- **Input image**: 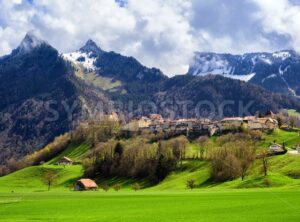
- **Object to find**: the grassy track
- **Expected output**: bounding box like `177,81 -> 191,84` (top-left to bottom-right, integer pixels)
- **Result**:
1,189 -> 300,222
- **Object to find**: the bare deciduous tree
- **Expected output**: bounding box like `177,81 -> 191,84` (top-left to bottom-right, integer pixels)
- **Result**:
197,136 -> 209,160
43,171 -> 57,191
261,150 -> 269,177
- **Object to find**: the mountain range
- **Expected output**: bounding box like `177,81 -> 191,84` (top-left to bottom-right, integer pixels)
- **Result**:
188,51 -> 300,96
1,32 -> 300,163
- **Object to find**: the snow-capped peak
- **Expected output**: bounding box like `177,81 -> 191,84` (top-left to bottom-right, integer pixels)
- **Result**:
18,32 -> 46,53
80,39 -> 103,54
63,39 -> 104,71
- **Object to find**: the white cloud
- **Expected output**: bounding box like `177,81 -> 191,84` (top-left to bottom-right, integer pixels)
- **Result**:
252,0 -> 300,51
0,0 -> 299,75
0,0 -> 196,75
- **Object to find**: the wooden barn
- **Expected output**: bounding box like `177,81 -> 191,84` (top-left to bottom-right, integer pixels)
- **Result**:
74,179 -> 98,191
57,156 -> 73,165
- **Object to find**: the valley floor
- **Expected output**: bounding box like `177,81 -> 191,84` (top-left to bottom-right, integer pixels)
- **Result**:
1,189 -> 300,222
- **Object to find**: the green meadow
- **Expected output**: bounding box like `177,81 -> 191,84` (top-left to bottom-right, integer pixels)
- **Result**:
1,128 -> 300,221
1,189 -> 300,222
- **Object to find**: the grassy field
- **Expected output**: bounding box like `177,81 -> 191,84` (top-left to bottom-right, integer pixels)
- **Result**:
1,189 -> 300,222
1,154 -> 300,222
1,129 -> 300,221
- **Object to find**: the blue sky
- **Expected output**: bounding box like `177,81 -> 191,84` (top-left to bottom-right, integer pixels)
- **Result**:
0,0 -> 299,75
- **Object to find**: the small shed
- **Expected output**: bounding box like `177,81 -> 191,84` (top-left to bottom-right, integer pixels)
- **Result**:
269,143 -> 283,153
74,179 -> 98,191
57,156 -> 73,165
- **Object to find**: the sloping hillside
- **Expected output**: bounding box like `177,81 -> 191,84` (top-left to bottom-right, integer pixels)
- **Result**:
1,128 -> 300,192
0,165 -> 83,192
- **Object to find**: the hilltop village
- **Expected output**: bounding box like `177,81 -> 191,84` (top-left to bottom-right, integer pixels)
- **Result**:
122,112 -> 278,138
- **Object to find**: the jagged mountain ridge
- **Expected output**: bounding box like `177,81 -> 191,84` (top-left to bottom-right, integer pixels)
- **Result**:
188,50 -> 300,96
63,40 -> 166,83
62,39 -> 300,118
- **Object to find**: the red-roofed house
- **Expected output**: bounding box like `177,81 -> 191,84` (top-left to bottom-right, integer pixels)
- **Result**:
74,179 -> 98,191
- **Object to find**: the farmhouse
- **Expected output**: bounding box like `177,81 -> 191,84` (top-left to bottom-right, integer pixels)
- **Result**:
74,179 -> 98,191
248,118 -> 278,131
269,143 -> 283,153
57,156 -> 73,165
269,143 -> 287,155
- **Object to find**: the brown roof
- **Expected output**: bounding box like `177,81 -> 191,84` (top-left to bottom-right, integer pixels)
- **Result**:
222,117 -> 243,121
256,118 -> 277,124
149,114 -> 163,120
243,116 -> 256,121
60,156 -> 73,162
78,179 -> 98,188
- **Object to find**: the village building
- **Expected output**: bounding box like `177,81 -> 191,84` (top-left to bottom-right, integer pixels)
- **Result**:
57,156 -> 73,165
220,117 -> 243,131
108,112 -> 119,121
122,116 -> 152,132
149,114 -> 164,123
138,117 -> 152,128
248,118 -> 278,131
74,179 -> 98,191
248,120 -> 264,130
243,116 -> 257,123
264,110 -> 275,118
122,113 -> 279,138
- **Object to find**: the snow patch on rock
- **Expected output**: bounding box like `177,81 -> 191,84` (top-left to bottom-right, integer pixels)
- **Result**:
63,51 -> 97,71
273,51 -> 291,60
262,74 -> 277,83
